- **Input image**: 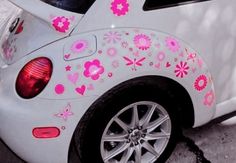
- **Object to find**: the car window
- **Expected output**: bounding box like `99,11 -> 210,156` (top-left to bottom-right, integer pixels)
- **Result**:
143,0 -> 210,11
41,0 -> 96,14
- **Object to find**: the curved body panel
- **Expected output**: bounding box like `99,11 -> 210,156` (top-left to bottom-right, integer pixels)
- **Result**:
1,0 -> 236,162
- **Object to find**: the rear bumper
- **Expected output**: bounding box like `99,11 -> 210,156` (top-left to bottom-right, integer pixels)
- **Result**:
0,91 -> 97,163
0,55 -> 98,163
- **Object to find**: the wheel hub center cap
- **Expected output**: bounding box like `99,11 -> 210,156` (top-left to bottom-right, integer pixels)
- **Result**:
130,129 -> 141,142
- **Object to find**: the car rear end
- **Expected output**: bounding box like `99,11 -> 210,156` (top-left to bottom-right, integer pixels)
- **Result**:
0,0 -> 84,162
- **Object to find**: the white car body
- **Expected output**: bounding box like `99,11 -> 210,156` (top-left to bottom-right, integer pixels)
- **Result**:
0,0 -> 235,162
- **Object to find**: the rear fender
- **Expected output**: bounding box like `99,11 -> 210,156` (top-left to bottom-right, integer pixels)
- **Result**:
16,28 -> 215,127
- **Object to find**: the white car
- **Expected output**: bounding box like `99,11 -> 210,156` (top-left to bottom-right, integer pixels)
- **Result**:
0,0 -> 235,162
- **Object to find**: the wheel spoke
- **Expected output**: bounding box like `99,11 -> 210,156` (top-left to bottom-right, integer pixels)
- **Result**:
102,133 -> 128,142
134,145 -> 142,163
115,118 -> 130,131
147,115 -> 169,132
142,142 -> 160,157
120,147 -> 134,162
141,104 -> 157,127
144,132 -> 170,141
131,105 -> 139,127
104,143 -> 130,162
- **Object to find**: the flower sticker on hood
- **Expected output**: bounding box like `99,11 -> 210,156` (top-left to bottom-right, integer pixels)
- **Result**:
111,0 -> 129,16
84,59 -> 105,80
52,16 -> 70,33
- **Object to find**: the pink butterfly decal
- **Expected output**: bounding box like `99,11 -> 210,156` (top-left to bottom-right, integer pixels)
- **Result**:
55,103 -> 74,121
123,56 -> 146,71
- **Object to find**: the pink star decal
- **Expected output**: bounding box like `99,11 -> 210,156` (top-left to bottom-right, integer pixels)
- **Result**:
65,65 -> 71,71
55,103 -> 74,121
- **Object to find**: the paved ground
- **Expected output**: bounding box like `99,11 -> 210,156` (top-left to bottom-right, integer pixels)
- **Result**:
1,0 -> 236,163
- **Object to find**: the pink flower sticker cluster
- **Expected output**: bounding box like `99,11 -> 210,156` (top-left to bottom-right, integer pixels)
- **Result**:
166,37 -> 180,52
84,59 -> 104,80
71,40 -> 88,53
104,31 -> 122,43
52,16 -> 70,33
194,75 -> 208,91
134,34 -> 151,50
175,61 -> 189,78
111,0 -> 129,16
204,90 -> 215,107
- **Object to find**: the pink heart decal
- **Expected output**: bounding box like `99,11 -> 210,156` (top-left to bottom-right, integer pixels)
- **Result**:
15,21 -> 24,34
179,52 -> 184,57
67,73 -> 79,85
166,62 -> 171,68
192,67 -> 197,73
87,84 -> 94,90
197,59 -> 203,68
70,16 -> 75,21
155,63 -> 161,69
75,85 -> 86,95
49,14 -> 55,20
64,54 -> 71,60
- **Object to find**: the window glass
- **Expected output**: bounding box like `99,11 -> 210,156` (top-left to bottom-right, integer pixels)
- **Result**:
143,0 -> 209,11
41,0 -> 96,14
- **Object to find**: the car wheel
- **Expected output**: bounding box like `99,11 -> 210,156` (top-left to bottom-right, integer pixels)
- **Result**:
71,79 -> 180,163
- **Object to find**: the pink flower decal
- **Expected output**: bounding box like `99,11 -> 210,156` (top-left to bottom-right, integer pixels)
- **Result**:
107,47 -> 117,57
2,40 -> 16,61
157,52 -> 166,62
112,60 -> 120,68
104,31 -> 122,43
174,61 -> 189,78
121,41 -> 128,48
111,0 -> 129,16
71,40 -> 88,53
52,16 -> 70,33
166,37 -> 180,52
194,75 -> 208,91
55,103 -> 74,121
134,34 -> 151,50
204,90 -> 215,107
84,59 -> 104,80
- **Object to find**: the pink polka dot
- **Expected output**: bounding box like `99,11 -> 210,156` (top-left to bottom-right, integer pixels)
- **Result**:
108,72 -> 113,77
55,84 -> 65,94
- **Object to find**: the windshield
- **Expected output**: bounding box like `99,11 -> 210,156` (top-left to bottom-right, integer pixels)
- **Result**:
41,0 -> 96,14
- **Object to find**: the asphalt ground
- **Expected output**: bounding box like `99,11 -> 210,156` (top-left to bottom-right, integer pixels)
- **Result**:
1,0 -> 236,163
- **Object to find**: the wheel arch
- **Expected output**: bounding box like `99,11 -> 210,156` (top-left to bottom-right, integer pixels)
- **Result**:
68,75 -> 194,162
81,75 -> 195,130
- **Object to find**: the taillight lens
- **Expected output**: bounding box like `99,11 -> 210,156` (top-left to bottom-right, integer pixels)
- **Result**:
16,57 -> 53,99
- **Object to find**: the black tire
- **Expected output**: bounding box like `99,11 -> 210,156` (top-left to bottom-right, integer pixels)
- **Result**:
69,78 -> 180,163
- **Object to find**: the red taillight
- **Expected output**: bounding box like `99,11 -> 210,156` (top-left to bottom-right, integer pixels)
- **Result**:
16,57 -> 53,99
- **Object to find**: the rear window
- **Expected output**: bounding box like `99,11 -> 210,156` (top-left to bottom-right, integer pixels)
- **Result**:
143,0 -> 210,11
41,0 -> 96,14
